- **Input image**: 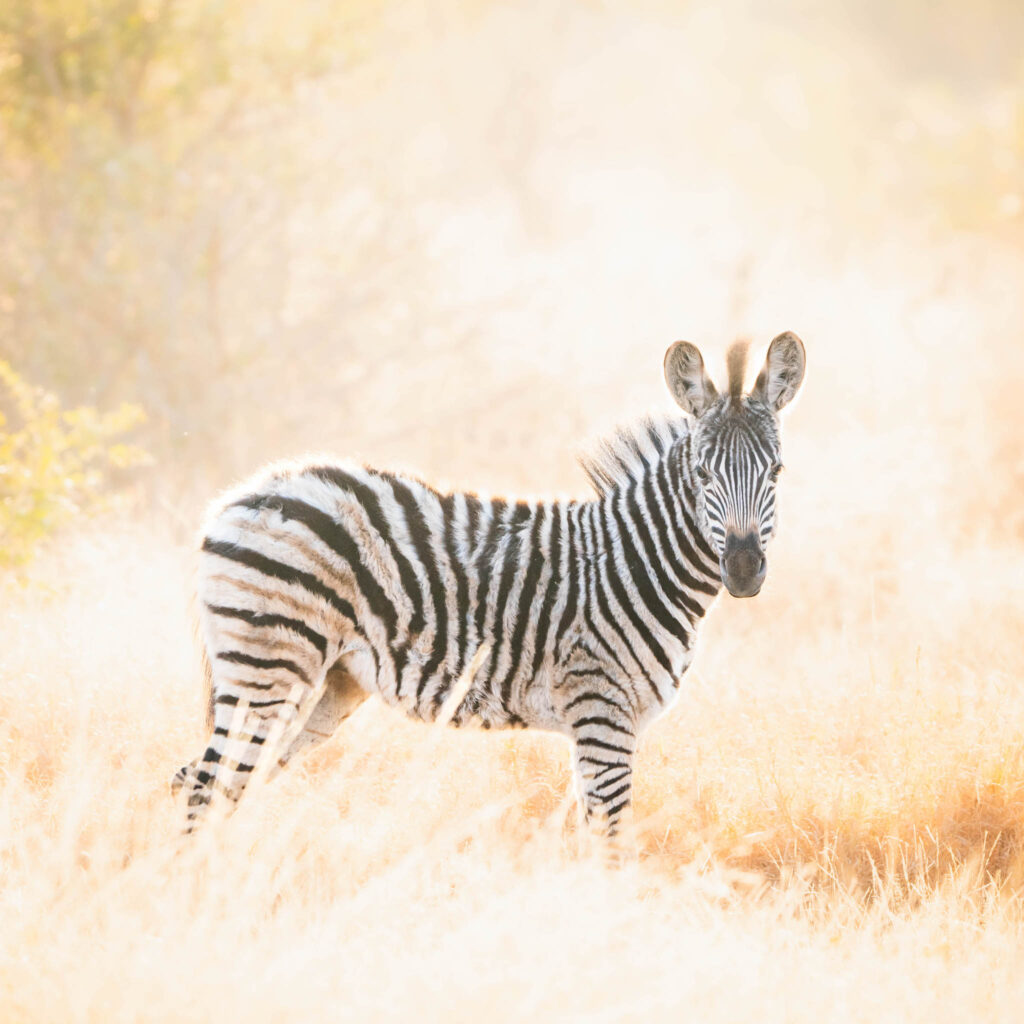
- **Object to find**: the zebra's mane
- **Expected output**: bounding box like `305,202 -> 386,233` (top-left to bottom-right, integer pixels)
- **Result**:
579,414 -> 687,496
726,340 -> 750,399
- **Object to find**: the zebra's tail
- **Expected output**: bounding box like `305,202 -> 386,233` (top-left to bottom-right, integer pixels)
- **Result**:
198,638 -> 214,730
189,589 -> 215,730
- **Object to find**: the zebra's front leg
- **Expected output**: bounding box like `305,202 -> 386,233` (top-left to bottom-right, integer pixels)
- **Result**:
569,703 -> 637,863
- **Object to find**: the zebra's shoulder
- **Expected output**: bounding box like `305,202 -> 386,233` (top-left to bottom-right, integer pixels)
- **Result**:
579,414 -> 688,496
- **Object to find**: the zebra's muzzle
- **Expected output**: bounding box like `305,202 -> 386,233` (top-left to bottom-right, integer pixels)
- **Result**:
721,532 -> 766,598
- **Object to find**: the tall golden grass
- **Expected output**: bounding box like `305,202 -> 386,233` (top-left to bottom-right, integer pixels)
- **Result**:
3,1 -> 1024,1019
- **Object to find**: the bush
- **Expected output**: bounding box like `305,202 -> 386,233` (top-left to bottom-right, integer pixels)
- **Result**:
0,360 -> 148,569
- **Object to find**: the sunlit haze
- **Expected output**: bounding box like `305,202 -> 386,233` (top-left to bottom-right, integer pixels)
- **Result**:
1,1 -> 1023,1020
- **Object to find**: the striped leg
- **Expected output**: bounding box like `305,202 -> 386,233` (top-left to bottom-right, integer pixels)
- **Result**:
180,585 -> 348,831
180,607 -> 336,832
182,678 -> 320,833
566,689 -> 637,862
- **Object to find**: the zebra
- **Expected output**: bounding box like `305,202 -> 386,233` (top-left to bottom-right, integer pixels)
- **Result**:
174,332 -> 805,854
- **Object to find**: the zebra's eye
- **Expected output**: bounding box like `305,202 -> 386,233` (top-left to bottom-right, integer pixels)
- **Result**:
769,462 -> 783,481
694,464 -> 712,487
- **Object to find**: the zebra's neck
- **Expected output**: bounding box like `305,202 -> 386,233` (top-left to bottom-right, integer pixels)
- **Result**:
549,423 -> 723,701
579,433 -> 721,614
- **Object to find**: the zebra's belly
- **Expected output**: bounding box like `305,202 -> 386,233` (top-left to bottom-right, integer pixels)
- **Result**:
348,636 -> 561,733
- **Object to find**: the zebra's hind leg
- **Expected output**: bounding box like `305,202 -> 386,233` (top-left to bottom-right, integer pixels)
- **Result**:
274,657 -> 369,772
180,679 -> 324,834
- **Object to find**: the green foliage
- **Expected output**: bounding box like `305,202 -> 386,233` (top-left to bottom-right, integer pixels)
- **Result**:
0,0 -> 231,157
0,361 -> 148,569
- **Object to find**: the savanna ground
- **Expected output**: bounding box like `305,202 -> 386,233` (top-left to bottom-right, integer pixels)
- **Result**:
2,1 -> 1024,1020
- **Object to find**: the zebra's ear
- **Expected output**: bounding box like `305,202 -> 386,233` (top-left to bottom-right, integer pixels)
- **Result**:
664,342 -> 719,417
752,332 -> 806,412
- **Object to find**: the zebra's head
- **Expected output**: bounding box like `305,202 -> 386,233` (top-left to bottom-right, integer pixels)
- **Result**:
663,332 -> 806,598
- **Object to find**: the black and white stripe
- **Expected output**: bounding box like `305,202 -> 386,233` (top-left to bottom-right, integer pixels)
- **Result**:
175,335 -> 805,852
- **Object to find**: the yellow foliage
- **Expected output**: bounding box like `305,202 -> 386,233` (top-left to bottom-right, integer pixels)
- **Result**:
0,361 -> 148,569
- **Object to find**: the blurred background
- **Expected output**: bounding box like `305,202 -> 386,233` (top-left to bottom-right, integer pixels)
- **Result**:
2,0 -> 1022,539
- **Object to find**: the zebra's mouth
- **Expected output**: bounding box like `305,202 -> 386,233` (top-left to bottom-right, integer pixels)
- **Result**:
722,571 -> 765,598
